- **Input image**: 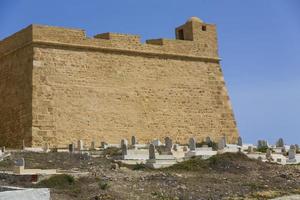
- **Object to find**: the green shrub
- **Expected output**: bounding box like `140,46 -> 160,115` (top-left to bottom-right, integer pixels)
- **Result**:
98,179 -> 110,190
132,163 -> 146,170
256,146 -> 268,153
37,174 -> 75,189
165,157 -> 208,171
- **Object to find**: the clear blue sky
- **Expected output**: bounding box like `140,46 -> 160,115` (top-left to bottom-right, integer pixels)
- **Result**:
1,0 -> 299,145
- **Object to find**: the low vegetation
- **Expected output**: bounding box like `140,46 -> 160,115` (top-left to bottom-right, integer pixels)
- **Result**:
37,174 -> 75,189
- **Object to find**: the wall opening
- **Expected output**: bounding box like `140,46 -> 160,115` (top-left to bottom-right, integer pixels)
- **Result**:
202,25 -> 207,31
177,29 -> 184,40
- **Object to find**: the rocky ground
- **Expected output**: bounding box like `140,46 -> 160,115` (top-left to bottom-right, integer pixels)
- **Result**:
0,150 -> 299,200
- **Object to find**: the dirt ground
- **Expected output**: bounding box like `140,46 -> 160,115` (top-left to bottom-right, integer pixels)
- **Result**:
0,151 -> 299,200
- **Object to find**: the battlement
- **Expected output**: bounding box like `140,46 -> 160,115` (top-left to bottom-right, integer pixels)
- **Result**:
0,17 -> 219,61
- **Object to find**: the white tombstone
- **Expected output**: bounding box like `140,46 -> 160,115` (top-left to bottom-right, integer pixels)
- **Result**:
91,141 -> 96,150
288,148 -> 296,160
77,140 -> 84,151
218,136 -> 226,150
266,149 -> 272,160
188,138 -> 196,151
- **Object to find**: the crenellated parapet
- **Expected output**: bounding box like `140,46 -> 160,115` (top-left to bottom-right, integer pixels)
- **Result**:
0,17 -> 219,61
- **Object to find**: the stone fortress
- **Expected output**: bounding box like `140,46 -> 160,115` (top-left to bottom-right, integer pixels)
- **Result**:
0,17 -> 239,148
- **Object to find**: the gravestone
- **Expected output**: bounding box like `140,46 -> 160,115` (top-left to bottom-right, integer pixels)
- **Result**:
121,143 -> 128,156
266,149 -> 272,160
290,145 -> 296,150
276,138 -> 284,148
218,136 -> 226,150
15,158 -> 25,167
69,143 -> 75,153
188,138 -> 196,151
173,144 -> 179,151
131,136 -> 136,146
288,148 -> 296,160
247,146 -> 253,153
205,137 -> 211,144
295,144 -> 299,152
121,139 -> 128,147
183,146 -> 188,152
237,137 -> 243,146
91,141 -> 96,150
149,144 -> 156,159
78,140 -> 84,151
282,146 -> 287,154
257,140 -> 268,149
43,143 -> 49,152
165,137 -> 173,151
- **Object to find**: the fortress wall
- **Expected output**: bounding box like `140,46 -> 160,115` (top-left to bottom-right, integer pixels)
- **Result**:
0,45 -> 33,148
32,45 -> 238,147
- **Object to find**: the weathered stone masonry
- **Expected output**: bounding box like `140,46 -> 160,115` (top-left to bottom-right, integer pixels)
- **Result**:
0,17 -> 239,148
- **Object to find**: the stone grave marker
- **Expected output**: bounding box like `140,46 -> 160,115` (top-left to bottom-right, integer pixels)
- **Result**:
149,144 -> 156,159
188,138 -> 196,151
131,136 -> 136,146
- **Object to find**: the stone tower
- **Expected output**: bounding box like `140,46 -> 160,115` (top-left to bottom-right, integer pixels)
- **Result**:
0,17 -> 239,148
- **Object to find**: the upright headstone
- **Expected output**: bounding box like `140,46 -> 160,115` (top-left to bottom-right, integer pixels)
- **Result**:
266,149 -> 272,160
121,139 -> 128,147
205,137 -> 211,144
282,146 -> 287,154
149,144 -> 156,159
69,143 -> 75,153
289,148 -> 296,160
288,148 -> 296,160
91,141 -> 96,150
295,144 -> 299,152
22,140 -> 25,150
165,137 -> 173,151
188,138 -> 196,151
237,137 -> 243,146
173,144 -> 179,151
131,136 -> 136,146
218,136 -> 226,150
78,140 -> 84,151
276,138 -> 284,148
247,146 -> 253,154
257,140 -> 268,149
290,145 -> 296,150
121,143 -> 128,156
43,143 -> 49,152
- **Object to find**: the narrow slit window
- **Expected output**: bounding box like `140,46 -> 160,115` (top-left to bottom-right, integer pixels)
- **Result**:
202,25 -> 207,31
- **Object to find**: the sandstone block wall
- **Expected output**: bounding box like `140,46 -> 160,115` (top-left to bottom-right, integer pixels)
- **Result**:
0,18 -> 239,148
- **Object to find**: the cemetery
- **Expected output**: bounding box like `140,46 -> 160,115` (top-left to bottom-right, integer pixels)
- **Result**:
0,136 -> 299,199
